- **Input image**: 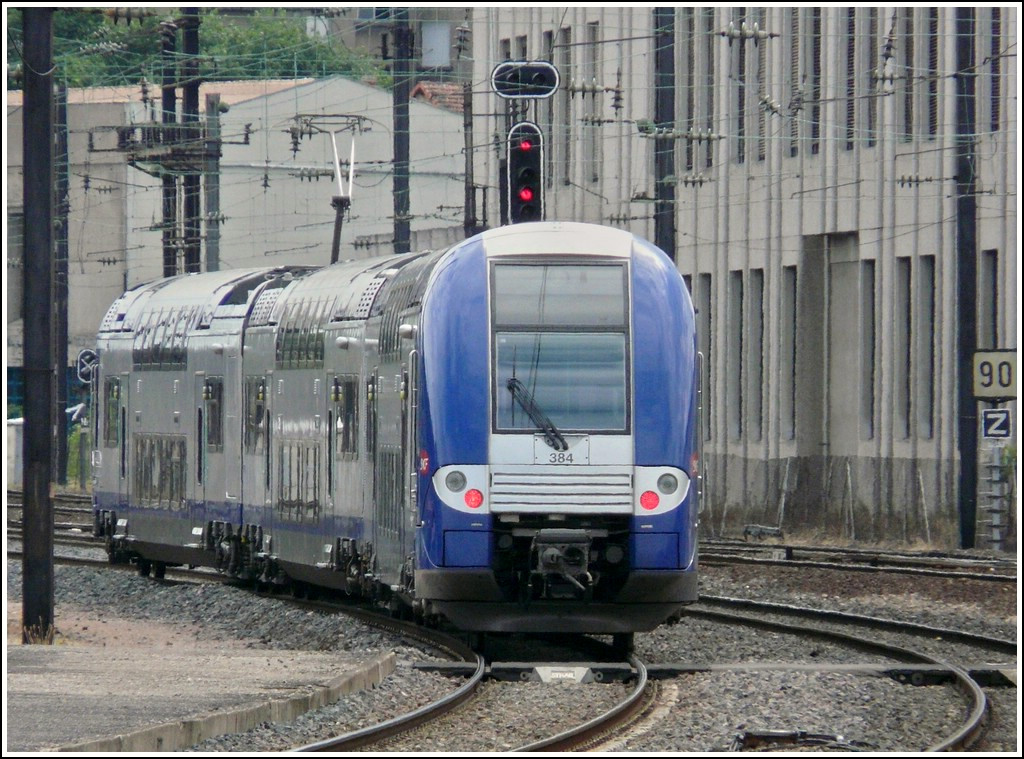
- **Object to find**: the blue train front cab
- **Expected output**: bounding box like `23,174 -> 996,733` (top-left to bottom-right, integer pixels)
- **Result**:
412,223 -> 699,634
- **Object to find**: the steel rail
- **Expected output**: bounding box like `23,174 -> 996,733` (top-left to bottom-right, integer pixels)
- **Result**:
296,650 -> 485,752
698,594 -> 1017,656
681,606 -> 990,751
700,552 -> 1017,582
511,653 -> 650,752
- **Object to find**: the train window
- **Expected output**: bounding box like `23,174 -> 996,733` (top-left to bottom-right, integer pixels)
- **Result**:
205,377 -> 224,451
277,441 -> 320,521
133,435 -> 185,509
494,332 -> 628,432
334,376 -> 360,458
103,378 -> 120,447
492,263 -> 626,327
244,377 -> 266,454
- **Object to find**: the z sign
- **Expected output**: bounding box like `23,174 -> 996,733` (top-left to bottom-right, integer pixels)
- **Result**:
981,409 -> 1012,439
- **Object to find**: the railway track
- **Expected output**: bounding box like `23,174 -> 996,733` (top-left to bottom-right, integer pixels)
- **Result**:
701,538 -> 1017,582
7,505 -> 1013,751
666,604 -> 992,752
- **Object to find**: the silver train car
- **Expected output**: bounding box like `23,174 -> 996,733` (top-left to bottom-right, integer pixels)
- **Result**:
92,222 -> 700,635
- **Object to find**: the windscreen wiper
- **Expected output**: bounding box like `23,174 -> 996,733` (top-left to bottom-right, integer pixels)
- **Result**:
506,377 -> 568,451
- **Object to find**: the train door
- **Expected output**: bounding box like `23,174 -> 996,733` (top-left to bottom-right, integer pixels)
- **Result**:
242,374 -> 271,525
193,373 -> 208,527
117,371 -> 130,507
399,352 -> 415,528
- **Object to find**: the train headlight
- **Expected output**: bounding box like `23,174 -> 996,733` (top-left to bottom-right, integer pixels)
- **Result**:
445,470 -> 467,492
657,474 -> 678,494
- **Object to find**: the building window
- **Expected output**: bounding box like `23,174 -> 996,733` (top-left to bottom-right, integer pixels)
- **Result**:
728,270 -> 744,440
926,9 -> 939,139
755,7 -> 766,161
916,255 -> 935,438
781,266 -> 797,440
978,249 -> 999,348
734,7 -> 747,165
557,26 -> 572,185
900,8 -> 915,141
682,8 -> 695,171
697,273 -> 713,441
989,9 -> 1002,132
747,268 -> 764,440
808,8 -> 822,155
420,21 -> 452,68
788,8 -> 800,157
895,257 -> 912,438
866,7 -> 878,147
516,34 -> 527,59
845,8 -> 856,150
703,8 -> 715,169
860,260 -> 876,439
585,21 -> 600,183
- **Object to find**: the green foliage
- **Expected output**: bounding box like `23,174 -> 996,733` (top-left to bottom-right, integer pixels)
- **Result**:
8,8 -> 387,90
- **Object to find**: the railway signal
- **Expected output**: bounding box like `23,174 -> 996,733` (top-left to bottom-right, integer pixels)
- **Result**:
491,60 -> 560,99
507,121 -> 543,223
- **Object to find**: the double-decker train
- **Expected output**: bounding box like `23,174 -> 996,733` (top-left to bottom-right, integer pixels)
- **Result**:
92,221 -> 700,637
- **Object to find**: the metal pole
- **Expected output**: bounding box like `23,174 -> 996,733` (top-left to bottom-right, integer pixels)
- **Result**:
55,82 -> 70,485
392,9 -> 412,255
21,7 -> 56,644
463,82 -> 478,238
204,93 -> 221,271
161,20 -> 178,277
182,9 -> 202,273
955,8 -> 978,549
653,7 -> 677,260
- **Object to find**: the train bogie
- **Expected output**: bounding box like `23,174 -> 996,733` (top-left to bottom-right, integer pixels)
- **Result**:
93,222 -> 699,634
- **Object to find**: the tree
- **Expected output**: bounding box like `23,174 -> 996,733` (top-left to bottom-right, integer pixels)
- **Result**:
7,8 -> 386,90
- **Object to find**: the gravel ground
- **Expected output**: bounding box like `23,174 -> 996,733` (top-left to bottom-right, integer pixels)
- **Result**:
6,549 -> 1017,752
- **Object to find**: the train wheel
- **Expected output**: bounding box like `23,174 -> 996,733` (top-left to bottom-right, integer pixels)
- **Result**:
153,562 -> 166,579
612,633 -> 634,656
137,559 -> 151,577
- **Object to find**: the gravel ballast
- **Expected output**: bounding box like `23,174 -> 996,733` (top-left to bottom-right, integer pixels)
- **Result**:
5,552 -> 1016,752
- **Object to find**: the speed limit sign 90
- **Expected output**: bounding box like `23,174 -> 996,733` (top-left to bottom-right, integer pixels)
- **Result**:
973,350 -> 1016,400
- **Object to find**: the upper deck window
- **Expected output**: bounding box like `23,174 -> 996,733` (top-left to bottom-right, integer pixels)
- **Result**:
492,263 -> 626,328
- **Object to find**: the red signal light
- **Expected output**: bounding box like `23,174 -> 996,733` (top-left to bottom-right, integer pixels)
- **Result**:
518,187 -> 534,202
519,139 -> 533,151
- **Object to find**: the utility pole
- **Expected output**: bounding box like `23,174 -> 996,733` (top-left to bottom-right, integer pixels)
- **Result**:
205,93 -> 222,271
21,6 -> 55,644
463,82 -> 479,238
182,8 -> 202,273
55,83 -> 70,485
653,8 -> 677,260
160,19 -> 179,277
392,8 -> 412,255
955,8 -> 978,549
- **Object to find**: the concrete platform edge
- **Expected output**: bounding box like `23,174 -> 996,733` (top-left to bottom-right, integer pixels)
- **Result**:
54,651 -> 397,752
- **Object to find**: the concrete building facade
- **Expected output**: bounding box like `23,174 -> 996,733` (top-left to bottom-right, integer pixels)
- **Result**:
468,6 -> 1018,546
7,77 -> 465,369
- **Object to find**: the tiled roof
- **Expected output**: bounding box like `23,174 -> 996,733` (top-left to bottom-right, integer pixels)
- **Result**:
410,81 -> 464,113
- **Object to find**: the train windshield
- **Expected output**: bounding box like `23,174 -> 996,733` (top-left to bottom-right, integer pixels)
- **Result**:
492,262 -> 629,433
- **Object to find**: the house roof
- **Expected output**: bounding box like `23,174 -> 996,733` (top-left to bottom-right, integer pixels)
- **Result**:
410,81 -> 464,113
